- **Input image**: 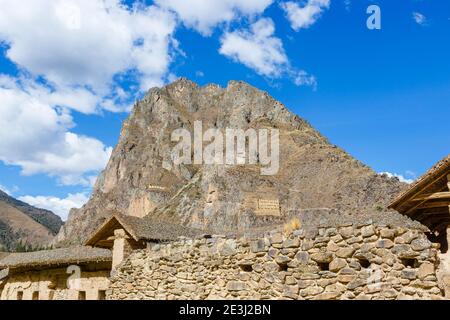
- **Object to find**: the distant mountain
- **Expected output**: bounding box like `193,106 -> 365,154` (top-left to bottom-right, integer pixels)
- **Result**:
56,79 -> 413,246
0,190 -> 63,251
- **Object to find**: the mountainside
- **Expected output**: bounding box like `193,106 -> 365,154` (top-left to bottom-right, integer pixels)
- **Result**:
0,190 -> 63,251
56,79 -> 416,246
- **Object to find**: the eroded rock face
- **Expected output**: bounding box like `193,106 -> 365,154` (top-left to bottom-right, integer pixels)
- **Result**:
56,79 -> 416,246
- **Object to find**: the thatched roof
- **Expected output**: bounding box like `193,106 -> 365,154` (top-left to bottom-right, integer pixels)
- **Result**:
85,214 -> 204,247
0,247 -> 111,270
389,154 -> 450,234
0,268 -> 9,281
141,214 -> 204,240
0,252 -> 10,261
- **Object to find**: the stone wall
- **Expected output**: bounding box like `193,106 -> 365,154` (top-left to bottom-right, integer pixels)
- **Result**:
0,279 -> 5,297
1,267 -> 110,300
108,223 -> 445,300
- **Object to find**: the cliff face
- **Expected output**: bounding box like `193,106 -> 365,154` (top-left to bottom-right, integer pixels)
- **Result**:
0,190 -> 63,251
56,79 -> 411,246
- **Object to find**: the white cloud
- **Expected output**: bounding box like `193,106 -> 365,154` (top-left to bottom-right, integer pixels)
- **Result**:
19,193 -> 89,221
0,185 -> 11,195
281,0 -> 330,31
219,18 -> 316,87
0,74 -> 102,115
220,18 -> 287,77
0,77 -> 112,186
0,0 -> 178,185
0,0 -> 177,109
379,172 -> 415,184
0,185 -> 19,196
17,133 -> 112,185
413,12 -> 427,26
293,70 -> 317,89
155,0 -> 273,35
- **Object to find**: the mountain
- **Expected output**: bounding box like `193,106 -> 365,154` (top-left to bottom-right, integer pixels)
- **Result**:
0,190 -> 63,251
55,79 -> 417,246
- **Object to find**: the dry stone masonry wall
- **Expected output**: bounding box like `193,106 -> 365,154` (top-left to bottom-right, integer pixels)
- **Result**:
108,223 -> 445,300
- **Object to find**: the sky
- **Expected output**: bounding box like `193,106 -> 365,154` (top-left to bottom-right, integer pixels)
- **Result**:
0,0 -> 449,220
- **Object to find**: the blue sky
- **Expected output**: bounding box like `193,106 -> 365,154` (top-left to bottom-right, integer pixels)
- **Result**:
0,0 -> 448,219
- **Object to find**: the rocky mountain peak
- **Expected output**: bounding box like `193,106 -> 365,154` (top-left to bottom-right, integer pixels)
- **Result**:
55,79 -> 413,246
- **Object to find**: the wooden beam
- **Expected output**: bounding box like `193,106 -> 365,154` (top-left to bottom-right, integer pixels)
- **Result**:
94,239 -> 114,248
404,185 -> 448,216
412,192 -> 450,202
401,170 -> 450,214
417,201 -> 450,209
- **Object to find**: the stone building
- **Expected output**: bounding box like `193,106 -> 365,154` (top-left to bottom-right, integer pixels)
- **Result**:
0,247 -> 111,300
389,154 -> 450,296
0,214 -> 202,300
0,252 -> 9,297
389,155 -> 450,248
105,154 -> 450,300
84,213 -> 203,269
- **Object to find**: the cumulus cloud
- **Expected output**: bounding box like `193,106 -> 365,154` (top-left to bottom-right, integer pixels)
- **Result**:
220,18 -> 287,77
0,0 -> 179,185
0,0 -> 177,98
155,0 -> 273,35
19,193 -> 89,221
0,76 -> 112,186
379,172 -> 415,184
281,0 -> 330,30
16,133 -> 112,186
413,12 -> 427,26
219,18 -> 316,87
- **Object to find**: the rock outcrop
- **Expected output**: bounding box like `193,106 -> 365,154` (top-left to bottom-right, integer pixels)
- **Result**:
56,79 -> 414,246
